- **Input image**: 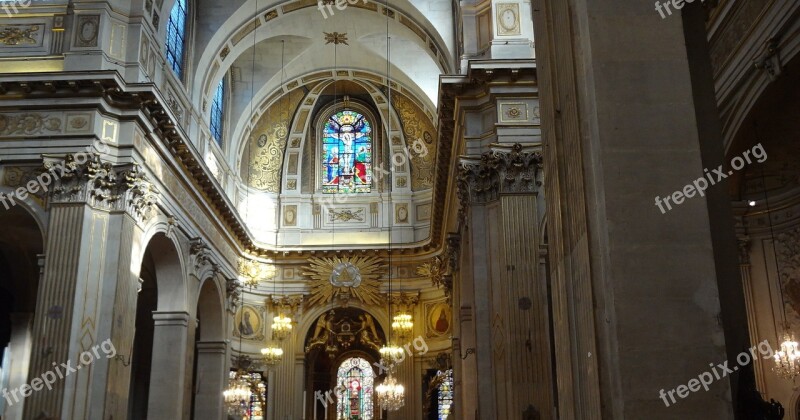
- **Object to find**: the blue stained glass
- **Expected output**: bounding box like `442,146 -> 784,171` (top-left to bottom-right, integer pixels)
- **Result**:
166,0 -> 188,78
210,78 -> 225,146
321,110 -> 372,194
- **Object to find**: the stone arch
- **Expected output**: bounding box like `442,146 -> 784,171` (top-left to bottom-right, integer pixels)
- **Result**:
294,303 -> 391,353
0,203 -> 44,420
141,232 -> 188,312
196,275 -> 227,341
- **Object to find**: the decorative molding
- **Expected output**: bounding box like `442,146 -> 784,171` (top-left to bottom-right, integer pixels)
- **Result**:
225,277 -> 241,314
0,113 -> 62,136
457,143 -> 543,208
189,238 -> 219,281
0,25 -> 41,46
416,233 -> 459,299
328,208 -> 364,223
42,155 -> 159,220
75,15 -> 100,48
323,32 -> 348,45
302,256 -> 386,308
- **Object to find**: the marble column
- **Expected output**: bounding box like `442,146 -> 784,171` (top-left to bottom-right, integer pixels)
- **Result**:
194,341 -> 228,420
457,143 -> 553,419
147,311 -> 191,419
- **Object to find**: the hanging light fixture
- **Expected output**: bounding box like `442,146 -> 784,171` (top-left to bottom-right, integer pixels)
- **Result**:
375,22 -> 405,411
773,331 -> 800,379
272,312 -> 293,341
392,312 -> 413,339
223,369 -> 251,416
750,129 -> 800,381
260,344 -> 284,365
224,288 -> 255,415
375,373 -> 405,411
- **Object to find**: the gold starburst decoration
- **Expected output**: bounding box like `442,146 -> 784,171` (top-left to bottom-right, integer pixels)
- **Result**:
324,31 -> 349,45
303,256 -> 385,307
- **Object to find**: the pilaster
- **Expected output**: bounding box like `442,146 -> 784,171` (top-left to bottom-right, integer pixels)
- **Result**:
457,143 -> 552,419
23,154 -> 157,420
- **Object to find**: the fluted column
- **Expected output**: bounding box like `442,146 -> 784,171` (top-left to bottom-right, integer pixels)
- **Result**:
194,341 -> 228,419
23,156 -> 157,420
457,143 -> 553,419
738,236 -> 767,392
147,311 -> 191,419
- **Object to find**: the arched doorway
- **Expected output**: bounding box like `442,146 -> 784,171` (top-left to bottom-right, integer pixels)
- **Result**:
192,276 -> 227,418
128,232 -> 187,419
0,205 -> 43,420
305,308 -> 386,420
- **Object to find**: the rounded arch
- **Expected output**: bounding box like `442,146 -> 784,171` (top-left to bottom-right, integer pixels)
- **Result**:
312,99 -> 383,195
294,303 -> 391,353
0,186 -> 48,242
196,275 -> 227,341
140,232 -> 188,312
191,0 -> 451,112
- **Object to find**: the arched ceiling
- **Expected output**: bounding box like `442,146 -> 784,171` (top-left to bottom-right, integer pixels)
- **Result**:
191,0 -> 452,121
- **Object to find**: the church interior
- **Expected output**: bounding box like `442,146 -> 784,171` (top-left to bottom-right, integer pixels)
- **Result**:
0,0 -> 798,419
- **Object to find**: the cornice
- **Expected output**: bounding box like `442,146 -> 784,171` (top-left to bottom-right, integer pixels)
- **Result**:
0,65 -> 536,261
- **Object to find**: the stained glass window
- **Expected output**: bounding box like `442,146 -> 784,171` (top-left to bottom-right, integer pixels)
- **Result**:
166,0 -> 188,78
336,357 -> 374,420
437,369 -> 453,420
321,110 -> 372,194
210,78 -> 225,146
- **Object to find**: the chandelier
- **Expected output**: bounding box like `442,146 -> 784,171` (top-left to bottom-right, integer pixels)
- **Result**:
773,332 -> 800,379
223,371 -> 251,416
272,313 -> 293,341
379,344 -> 405,361
392,312 -> 413,339
375,373 -> 405,411
261,343 -> 284,365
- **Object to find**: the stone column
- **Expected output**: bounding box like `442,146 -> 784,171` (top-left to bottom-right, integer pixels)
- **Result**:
457,143 -> 553,419
194,341 -> 228,419
147,311 -> 191,419
532,0 -> 739,417
738,236 -> 767,392
23,156 -> 156,420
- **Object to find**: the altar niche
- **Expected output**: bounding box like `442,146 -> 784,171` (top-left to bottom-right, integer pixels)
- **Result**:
304,308 -> 386,420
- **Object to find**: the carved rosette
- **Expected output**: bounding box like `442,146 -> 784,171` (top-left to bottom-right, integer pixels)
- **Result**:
457,143 -> 543,209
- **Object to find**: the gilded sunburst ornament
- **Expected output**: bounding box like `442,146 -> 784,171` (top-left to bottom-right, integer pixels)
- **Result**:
303,256 -> 385,307
323,32 -> 349,45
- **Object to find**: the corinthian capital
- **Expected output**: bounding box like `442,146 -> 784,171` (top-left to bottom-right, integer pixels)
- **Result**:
457,143 -> 543,206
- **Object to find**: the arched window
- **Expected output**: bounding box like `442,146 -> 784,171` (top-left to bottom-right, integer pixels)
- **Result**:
335,357 -> 374,420
165,0 -> 188,78
321,110 -> 372,194
210,78 -> 225,146
437,369 -> 453,420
